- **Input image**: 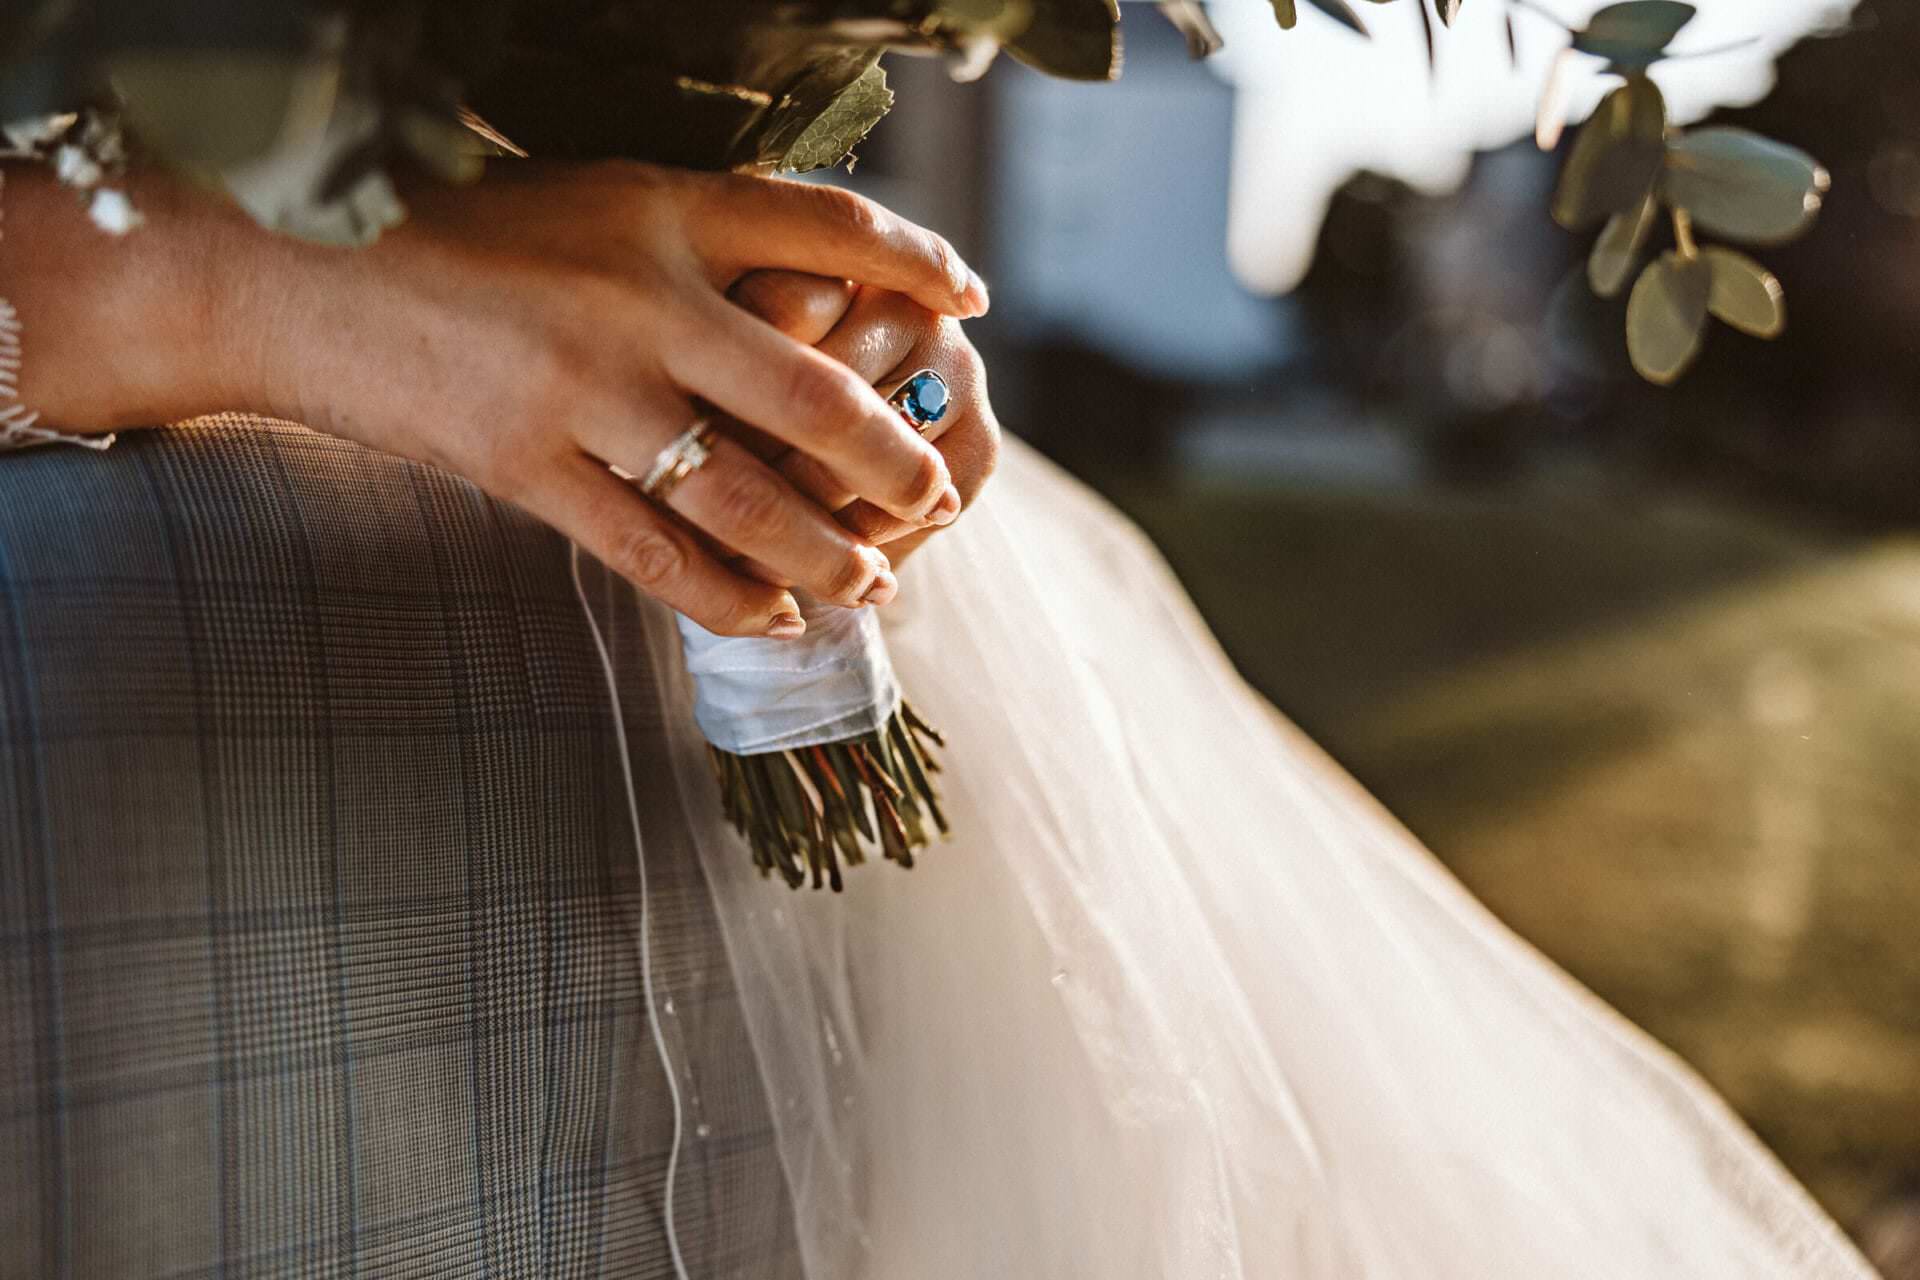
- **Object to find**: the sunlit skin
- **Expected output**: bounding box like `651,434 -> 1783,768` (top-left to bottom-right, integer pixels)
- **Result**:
729,270 -> 1000,570
0,163 -> 992,637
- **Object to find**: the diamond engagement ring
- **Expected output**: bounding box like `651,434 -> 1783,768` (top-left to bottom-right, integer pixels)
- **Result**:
887,368 -> 951,433
638,418 -> 718,502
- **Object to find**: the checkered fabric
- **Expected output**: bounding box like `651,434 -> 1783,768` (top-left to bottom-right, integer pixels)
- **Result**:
0,417 -> 803,1279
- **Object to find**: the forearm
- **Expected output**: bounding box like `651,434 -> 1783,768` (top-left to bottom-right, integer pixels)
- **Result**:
0,165 -> 287,431
0,157 -> 983,633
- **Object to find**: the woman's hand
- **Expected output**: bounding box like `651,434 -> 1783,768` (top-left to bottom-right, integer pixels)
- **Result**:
727,270 -> 1001,565
3,162 -> 990,637
271,164 -> 993,636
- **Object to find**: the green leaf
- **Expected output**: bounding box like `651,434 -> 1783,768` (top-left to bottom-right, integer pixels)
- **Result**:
1588,191 -> 1657,298
751,47 -> 886,172
1273,0 -> 1371,35
1703,246 -> 1786,338
1663,127 -> 1829,246
1626,250 -> 1711,384
1307,0 -> 1372,35
1415,0 -> 1436,69
1551,75 -> 1666,231
1572,1 -> 1697,69
780,60 -> 893,172
1008,0 -> 1120,80
1156,1 -> 1225,59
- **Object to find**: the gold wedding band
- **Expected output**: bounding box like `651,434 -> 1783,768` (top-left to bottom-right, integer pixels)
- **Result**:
638,418 -> 717,503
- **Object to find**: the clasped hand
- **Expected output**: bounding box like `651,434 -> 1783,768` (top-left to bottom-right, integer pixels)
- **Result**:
3,160 -> 998,641
313,164 -> 999,639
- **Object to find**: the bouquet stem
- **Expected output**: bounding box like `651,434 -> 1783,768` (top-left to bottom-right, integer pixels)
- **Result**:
710,701 -> 948,891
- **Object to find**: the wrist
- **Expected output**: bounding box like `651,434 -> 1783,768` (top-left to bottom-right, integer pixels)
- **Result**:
0,165 -> 286,431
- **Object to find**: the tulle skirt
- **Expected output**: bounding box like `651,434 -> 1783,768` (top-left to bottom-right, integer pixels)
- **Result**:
602,437 -> 1877,1278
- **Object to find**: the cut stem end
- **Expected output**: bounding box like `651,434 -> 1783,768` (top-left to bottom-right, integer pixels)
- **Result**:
711,700 -> 950,891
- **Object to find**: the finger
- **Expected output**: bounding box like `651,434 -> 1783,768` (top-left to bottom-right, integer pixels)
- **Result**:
521,452 -> 807,639
788,297 -> 984,537
581,419 -> 898,609
729,281 -> 930,503
760,287 -> 952,511
775,449 -> 858,513
657,435 -> 901,608
791,386 -> 976,544
689,174 -> 989,318
728,270 -> 857,345
662,297 -> 962,526
822,289 -> 942,388
840,402 -> 999,545
720,417 -> 787,465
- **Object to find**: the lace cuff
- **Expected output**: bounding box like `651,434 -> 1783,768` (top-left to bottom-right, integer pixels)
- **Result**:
0,292 -> 112,453
0,114 -> 136,454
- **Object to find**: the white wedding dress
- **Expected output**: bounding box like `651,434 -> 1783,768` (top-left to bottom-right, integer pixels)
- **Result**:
610,437 -> 1876,1279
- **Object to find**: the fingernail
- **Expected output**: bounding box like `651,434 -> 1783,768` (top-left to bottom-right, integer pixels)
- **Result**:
927,486 -> 962,526
860,571 -> 899,608
965,269 -> 990,316
766,612 -> 806,639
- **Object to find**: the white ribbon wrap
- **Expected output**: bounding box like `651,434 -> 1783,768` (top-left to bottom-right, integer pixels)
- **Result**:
676,598 -> 901,755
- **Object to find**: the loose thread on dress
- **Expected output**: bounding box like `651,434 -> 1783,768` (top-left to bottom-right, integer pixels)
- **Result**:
569,542 -> 694,1280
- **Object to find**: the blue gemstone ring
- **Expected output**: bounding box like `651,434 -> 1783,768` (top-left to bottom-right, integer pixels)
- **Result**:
887,368 -> 952,433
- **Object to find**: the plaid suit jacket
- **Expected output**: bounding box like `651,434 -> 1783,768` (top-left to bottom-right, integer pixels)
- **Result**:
0,418 -> 802,1279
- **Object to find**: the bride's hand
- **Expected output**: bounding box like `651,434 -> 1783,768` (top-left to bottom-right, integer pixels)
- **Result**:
273,165 -> 989,636
728,269 -> 1001,561
5,163 -> 988,639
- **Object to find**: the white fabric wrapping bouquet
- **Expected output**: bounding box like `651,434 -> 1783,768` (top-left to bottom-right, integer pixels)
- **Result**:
675,368 -> 955,889
680,598 -> 949,890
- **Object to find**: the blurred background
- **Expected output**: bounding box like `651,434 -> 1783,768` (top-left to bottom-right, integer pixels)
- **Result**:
837,0 -> 1919,1268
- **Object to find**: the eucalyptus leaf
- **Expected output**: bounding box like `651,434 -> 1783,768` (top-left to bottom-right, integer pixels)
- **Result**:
781,60 -> 892,171
1278,0 -> 1370,36
1571,1 -> 1696,69
1663,126 -> 1829,246
750,46 -> 883,171
1008,0 -> 1119,80
1703,246 -> 1785,338
1157,1 -> 1224,58
1551,74 -> 1666,231
1309,0 -> 1372,35
1588,191 -> 1657,298
1626,250 -> 1711,384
